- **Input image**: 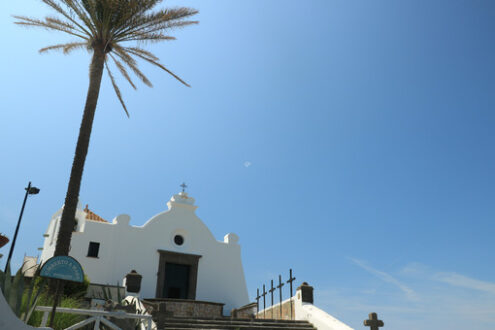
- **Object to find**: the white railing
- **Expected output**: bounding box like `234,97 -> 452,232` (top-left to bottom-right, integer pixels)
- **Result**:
35,306 -> 153,330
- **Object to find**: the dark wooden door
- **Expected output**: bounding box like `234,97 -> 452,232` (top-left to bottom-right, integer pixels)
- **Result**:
163,263 -> 190,299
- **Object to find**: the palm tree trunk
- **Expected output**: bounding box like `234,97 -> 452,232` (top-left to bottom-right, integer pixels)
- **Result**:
54,49 -> 106,257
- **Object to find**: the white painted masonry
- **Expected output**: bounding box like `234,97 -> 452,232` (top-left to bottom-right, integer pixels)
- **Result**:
256,289 -> 354,329
40,192 -> 249,313
294,287 -> 354,330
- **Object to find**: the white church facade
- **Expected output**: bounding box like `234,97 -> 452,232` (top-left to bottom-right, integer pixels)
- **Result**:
37,189 -> 355,329
40,190 -> 250,313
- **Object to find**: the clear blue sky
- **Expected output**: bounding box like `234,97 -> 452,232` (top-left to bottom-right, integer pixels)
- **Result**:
1,1 -> 494,329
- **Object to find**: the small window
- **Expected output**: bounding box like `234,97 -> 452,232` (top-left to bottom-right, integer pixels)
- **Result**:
73,220 -> 78,232
87,242 -> 100,258
174,235 -> 184,246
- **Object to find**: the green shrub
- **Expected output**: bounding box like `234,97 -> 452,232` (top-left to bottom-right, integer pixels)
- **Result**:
63,274 -> 90,297
1,265 -> 89,329
0,264 -> 25,316
1,264 -> 46,322
28,294 -> 85,330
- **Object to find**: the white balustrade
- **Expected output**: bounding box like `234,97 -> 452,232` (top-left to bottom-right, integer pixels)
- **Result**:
35,306 -> 153,330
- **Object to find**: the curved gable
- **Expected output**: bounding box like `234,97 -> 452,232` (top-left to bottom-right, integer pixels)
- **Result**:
142,193 -> 217,245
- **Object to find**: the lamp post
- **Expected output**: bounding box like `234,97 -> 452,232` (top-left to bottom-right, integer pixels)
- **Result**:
4,181 -> 40,273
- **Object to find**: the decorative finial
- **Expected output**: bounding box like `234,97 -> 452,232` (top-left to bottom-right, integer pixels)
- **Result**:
180,182 -> 188,193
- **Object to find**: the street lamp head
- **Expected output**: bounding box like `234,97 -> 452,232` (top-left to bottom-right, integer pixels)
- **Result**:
27,187 -> 40,195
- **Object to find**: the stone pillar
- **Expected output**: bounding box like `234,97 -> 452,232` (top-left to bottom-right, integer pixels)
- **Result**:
124,270 -> 142,297
157,302 -> 174,328
297,282 -> 314,304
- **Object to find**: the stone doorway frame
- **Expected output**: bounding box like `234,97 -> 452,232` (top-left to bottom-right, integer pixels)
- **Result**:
155,250 -> 202,299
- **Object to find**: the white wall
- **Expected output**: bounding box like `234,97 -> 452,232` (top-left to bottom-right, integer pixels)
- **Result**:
40,193 -> 249,314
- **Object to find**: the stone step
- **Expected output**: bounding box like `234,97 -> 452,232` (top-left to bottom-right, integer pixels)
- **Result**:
162,324 -> 314,329
158,318 -> 315,330
161,317 -> 310,325
163,328 -> 313,330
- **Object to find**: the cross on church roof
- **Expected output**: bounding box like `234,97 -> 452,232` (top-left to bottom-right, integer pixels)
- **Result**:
364,312 -> 384,330
180,182 -> 187,193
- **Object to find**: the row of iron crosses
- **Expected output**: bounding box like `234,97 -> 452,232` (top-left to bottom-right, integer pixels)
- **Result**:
256,269 -> 385,329
255,269 -> 297,319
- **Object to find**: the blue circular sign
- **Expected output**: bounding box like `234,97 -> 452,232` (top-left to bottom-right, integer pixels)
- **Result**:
40,256 -> 84,283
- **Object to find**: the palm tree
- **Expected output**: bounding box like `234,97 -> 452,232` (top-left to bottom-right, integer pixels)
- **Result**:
14,0 -> 198,257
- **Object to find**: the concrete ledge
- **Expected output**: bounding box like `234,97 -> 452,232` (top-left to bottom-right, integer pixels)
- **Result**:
231,302 -> 257,318
143,298 -> 224,319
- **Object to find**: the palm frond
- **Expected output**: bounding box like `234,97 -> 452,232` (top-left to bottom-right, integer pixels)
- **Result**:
118,32 -> 175,43
40,0 -> 95,36
105,60 -> 130,117
125,48 -> 190,87
113,7 -> 198,40
113,44 -> 152,87
123,47 -> 159,61
16,0 -> 198,116
39,42 -> 88,54
109,53 -> 137,89
144,20 -> 199,35
13,15 -> 88,39
109,0 -> 160,34
45,16 -> 87,36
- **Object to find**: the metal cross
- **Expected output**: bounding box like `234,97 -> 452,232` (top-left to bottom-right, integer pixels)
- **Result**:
180,182 -> 187,192
261,284 -> 267,319
269,279 -> 276,307
277,275 -> 284,317
255,288 -> 261,314
286,269 -> 296,319
364,313 -> 384,330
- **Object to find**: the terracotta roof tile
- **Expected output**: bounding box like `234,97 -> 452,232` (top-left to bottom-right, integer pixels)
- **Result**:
84,204 -> 108,223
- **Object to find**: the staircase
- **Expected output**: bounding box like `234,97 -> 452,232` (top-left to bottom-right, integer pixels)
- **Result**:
158,317 -> 316,330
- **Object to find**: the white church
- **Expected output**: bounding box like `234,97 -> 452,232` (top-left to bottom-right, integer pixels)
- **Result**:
40,190 -> 249,313
36,188 -> 354,330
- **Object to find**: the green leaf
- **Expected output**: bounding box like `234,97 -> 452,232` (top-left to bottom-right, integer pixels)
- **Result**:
0,270 -> 5,293
3,264 -> 13,303
9,266 -> 25,315
23,271 -> 46,323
